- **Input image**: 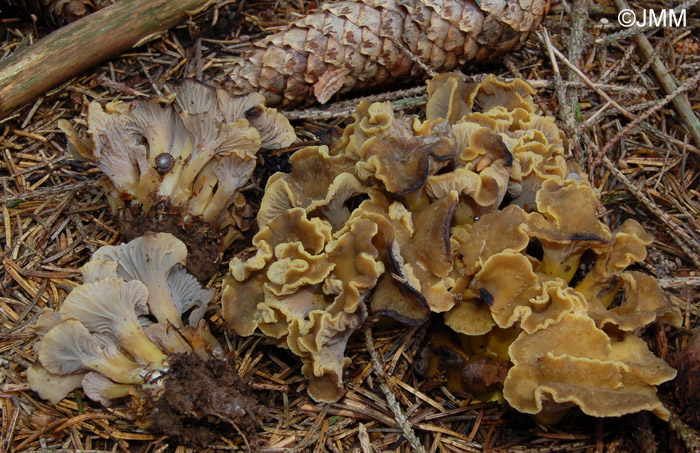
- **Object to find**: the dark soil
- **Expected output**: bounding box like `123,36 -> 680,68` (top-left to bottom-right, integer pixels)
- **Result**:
150,354 -> 264,449
118,203 -> 222,282
673,328 -> 700,426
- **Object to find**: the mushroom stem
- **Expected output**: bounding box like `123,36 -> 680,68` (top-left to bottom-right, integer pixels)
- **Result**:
137,169 -> 160,212
173,147 -> 224,204
202,185 -> 235,224
575,276 -> 623,309
82,372 -> 136,406
149,286 -> 185,329
117,319 -> 168,368
574,273 -> 599,299
83,351 -> 146,384
538,252 -> 582,283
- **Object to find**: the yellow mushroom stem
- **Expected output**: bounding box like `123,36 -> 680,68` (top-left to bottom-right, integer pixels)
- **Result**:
538,250 -> 582,283
117,319 -> 168,368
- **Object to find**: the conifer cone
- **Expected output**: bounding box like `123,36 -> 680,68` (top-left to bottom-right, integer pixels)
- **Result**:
226,0 -> 549,107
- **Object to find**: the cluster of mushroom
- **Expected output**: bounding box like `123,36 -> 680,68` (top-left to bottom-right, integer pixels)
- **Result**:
222,72 -> 681,421
62,80 -> 295,247
28,233 -> 221,407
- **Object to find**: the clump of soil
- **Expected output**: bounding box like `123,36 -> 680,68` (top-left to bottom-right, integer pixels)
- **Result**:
117,203 -> 222,282
150,354 -> 264,448
673,328 -> 700,426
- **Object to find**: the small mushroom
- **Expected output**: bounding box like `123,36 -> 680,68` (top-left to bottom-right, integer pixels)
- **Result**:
355,122 -> 455,193
444,296 -> 496,336
457,205 -> 532,275
59,278 -> 167,367
125,100 -> 193,207
82,372 -> 135,407
575,219 -> 653,299
296,308 -> 367,402
266,242 -> 335,297
92,233 -> 187,328
167,265 -> 214,327
170,117 -> 260,207
216,90 -> 296,149
86,101 -> 147,200
475,74 -> 536,113
80,259 -> 119,283
39,320 -> 147,384
31,308 -> 61,338
370,240 -> 430,326
259,145 -> 362,229
339,100 -> 456,193
26,365 -> 86,405
526,178 -> 611,282
402,192 -> 459,312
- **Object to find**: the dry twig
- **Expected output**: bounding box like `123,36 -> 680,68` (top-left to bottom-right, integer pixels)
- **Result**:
364,325 -> 426,453
613,0 -> 700,146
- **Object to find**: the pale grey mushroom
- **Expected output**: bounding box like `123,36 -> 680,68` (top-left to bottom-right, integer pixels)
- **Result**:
92,233 -> 187,328
86,102 -> 152,202
126,101 -> 194,199
39,320 -> 146,384
27,364 -> 86,405
201,155 -> 256,224
79,259 -> 119,283
31,308 -> 61,355
82,372 -> 135,407
217,89 -> 296,149
59,278 -> 167,367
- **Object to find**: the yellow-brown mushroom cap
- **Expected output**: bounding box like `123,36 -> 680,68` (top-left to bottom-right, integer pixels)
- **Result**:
526,178 -> 611,281
587,271 -> 682,331
258,145 -> 360,228
458,205 -> 532,275
476,74 -> 536,113
425,73 -> 478,124
575,219 -> 654,300
355,123 -> 455,194
504,313 -> 674,419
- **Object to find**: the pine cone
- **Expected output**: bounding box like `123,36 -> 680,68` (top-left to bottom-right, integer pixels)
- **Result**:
226,0 -> 549,107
